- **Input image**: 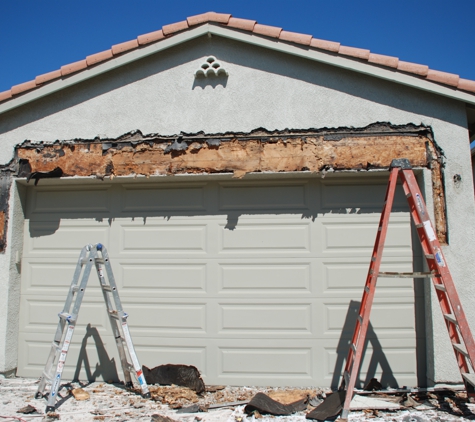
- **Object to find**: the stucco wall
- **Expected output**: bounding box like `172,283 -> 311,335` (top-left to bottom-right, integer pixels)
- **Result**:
1,34 -> 474,384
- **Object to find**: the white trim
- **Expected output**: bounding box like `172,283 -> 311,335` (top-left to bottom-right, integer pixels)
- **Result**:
1,23 -> 474,115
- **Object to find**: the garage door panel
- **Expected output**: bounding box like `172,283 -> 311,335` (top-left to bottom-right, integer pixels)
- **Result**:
321,259 -> 416,297
323,299 -> 416,338
215,339 -> 316,384
219,221 -> 311,254
24,220 -> 110,257
323,338 -> 418,387
218,182 -> 309,211
18,332 -> 122,381
114,222 -> 207,256
117,261 -> 207,294
20,296 -> 111,335
321,178 -> 408,212
121,183 -> 208,213
122,301 -> 207,335
218,261 -> 312,295
27,187 -> 112,216
319,217 -> 413,256
217,302 -> 313,336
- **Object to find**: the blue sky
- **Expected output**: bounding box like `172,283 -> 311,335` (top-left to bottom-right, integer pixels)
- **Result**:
1,0 -> 474,93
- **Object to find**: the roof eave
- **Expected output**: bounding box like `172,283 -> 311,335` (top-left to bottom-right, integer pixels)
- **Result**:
1,23 -> 475,116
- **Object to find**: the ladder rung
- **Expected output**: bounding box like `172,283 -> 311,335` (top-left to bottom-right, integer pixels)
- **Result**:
58,312 -> 74,322
364,286 -> 370,293
358,315 -> 363,325
52,342 -> 61,351
453,343 -> 469,357
71,285 -> 79,293
109,311 -> 120,320
444,313 -> 458,325
463,373 -> 475,387
434,283 -> 446,292
95,258 -> 105,264
406,193 -> 412,198
379,271 -> 433,278
415,223 -> 423,228
351,343 -> 357,353
102,285 -> 112,292
344,371 -> 350,386
425,254 -> 435,260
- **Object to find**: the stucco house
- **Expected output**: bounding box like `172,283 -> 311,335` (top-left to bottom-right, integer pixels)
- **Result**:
0,12 -> 474,389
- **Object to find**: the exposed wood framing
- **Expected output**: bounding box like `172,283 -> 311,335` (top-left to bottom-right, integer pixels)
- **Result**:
4,123 -> 447,250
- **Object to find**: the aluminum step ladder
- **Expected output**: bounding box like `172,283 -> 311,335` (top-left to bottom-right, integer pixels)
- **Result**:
35,243 -> 150,413
339,158 -> 475,419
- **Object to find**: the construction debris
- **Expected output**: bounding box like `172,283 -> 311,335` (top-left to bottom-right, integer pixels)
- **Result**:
244,392 -> 308,416
143,364 -> 205,393
16,404 -> 37,414
350,394 -> 402,410
306,390 -> 346,420
2,376 -> 475,421
71,387 -> 90,401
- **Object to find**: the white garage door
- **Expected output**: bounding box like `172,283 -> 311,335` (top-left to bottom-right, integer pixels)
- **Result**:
18,175 -> 424,387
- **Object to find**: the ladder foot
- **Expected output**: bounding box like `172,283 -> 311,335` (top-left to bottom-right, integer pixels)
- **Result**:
45,406 -> 56,413
35,392 -> 43,400
143,392 -> 151,399
126,381 -> 134,389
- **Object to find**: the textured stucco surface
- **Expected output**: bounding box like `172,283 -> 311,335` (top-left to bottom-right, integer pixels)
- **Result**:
0,35 -> 474,383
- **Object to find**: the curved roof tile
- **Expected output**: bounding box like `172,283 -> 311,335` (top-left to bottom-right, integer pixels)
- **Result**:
1,11 -> 474,104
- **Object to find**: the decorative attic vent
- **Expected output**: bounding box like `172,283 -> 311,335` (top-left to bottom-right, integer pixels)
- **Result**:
195,56 -> 228,78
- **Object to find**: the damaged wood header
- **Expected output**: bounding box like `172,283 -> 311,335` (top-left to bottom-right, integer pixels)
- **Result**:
7,123 -> 446,245
16,123 -> 434,179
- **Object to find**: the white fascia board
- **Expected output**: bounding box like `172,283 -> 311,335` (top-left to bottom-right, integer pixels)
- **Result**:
1,23 -> 475,115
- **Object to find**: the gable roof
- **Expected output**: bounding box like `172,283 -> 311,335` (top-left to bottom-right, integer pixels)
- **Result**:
1,11 -> 475,112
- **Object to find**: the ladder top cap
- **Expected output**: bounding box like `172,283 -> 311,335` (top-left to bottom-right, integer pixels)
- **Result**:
390,158 -> 412,169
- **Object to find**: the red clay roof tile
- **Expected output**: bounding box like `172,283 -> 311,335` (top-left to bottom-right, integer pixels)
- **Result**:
339,45 -> 370,60
86,49 -> 113,66
35,69 -> 62,85
426,69 -> 459,87
11,80 -> 37,96
0,90 -> 12,102
61,59 -> 88,76
253,23 -> 282,38
227,17 -> 256,31
137,29 -> 165,45
187,12 -> 231,26
0,11 -> 473,105
310,38 -> 340,52
279,30 -> 312,46
162,20 -> 189,36
368,53 -> 399,69
397,61 -> 429,76
458,78 -> 475,93
112,39 -> 139,56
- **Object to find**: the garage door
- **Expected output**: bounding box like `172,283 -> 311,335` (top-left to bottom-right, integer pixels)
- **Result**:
18,175 -> 424,387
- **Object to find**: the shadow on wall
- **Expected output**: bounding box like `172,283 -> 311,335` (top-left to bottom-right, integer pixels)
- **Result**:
331,300 -> 398,390
73,323 -> 119,383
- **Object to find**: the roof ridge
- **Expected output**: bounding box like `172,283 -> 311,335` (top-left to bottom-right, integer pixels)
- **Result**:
1,10 -> 474,104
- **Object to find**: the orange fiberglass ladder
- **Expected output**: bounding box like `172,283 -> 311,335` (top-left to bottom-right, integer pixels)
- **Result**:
339,158 -> 475,420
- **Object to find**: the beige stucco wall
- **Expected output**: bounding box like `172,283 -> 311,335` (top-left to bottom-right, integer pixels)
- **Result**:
0,34 -> 474,384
